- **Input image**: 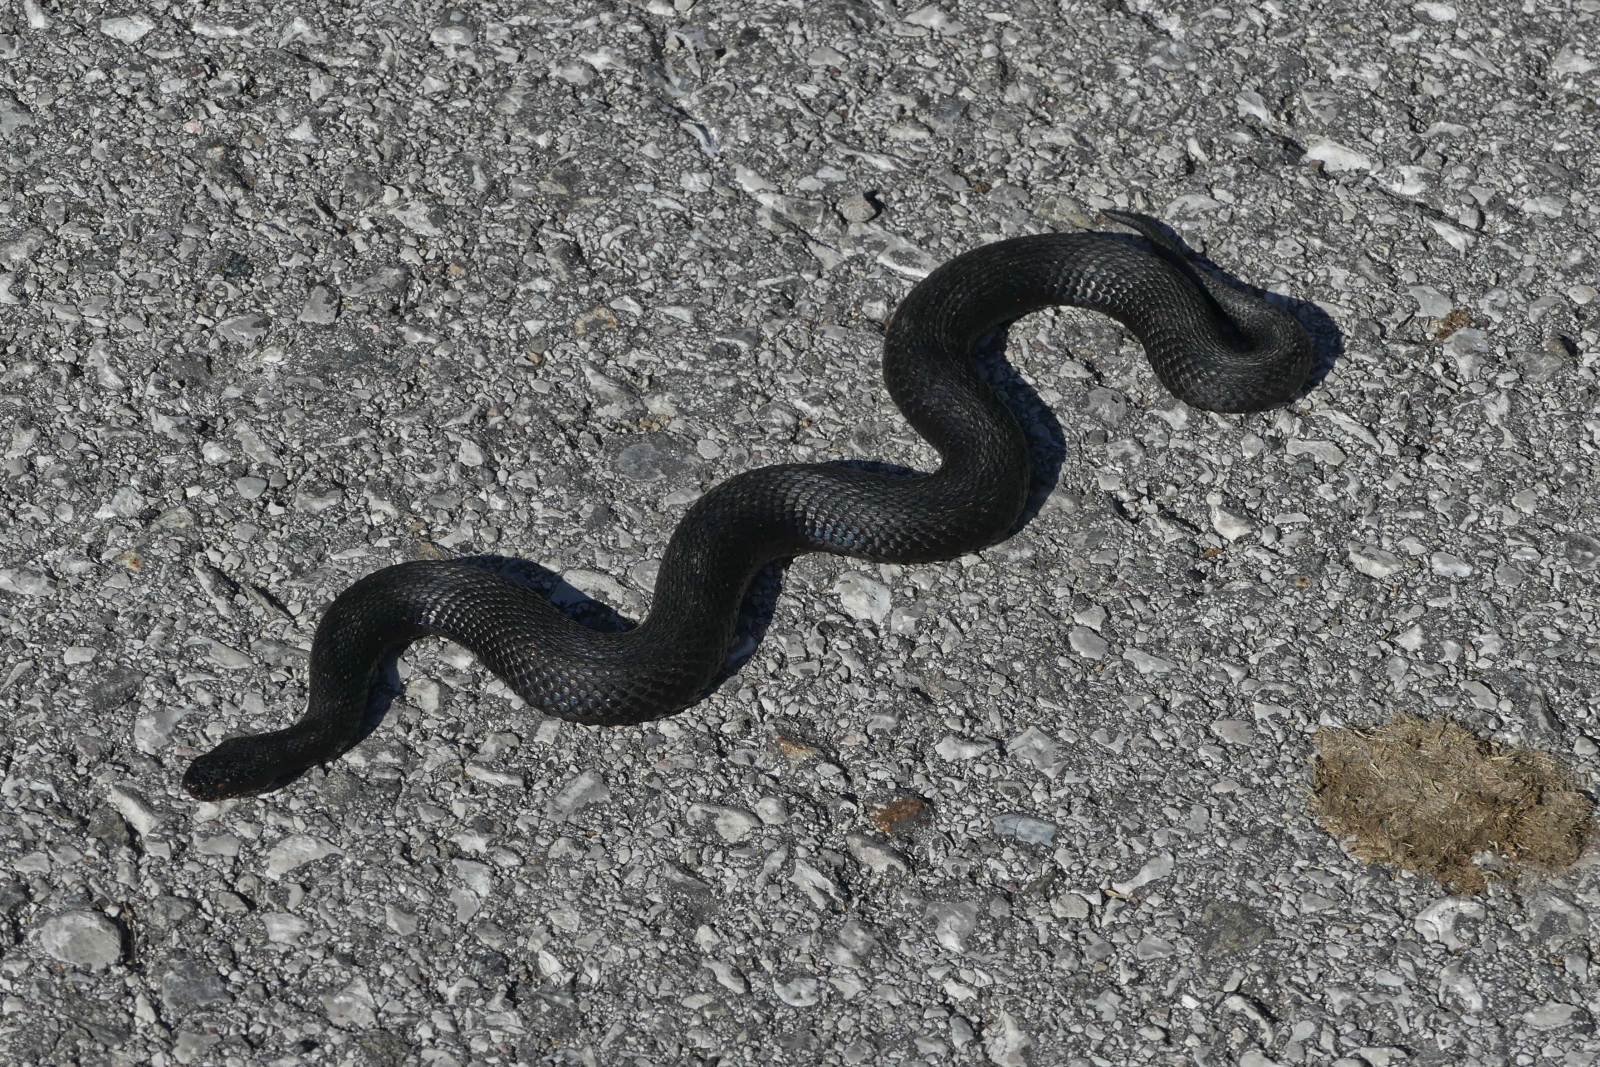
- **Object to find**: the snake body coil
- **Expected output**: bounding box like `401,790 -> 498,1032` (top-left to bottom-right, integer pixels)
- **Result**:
184,212 -> 1312,800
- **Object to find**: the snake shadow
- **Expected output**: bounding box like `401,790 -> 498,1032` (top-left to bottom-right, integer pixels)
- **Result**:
1119,218 -> 1343,398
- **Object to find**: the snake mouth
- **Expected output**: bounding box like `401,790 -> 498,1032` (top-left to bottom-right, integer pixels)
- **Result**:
181,765 -> 245,802
183,733 -> 315,801
182,762 -> 307,801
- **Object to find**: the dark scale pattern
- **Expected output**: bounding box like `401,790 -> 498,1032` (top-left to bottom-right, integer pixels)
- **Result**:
183,212 -> 1313,800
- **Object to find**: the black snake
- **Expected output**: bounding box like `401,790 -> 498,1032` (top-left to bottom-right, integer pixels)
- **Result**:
183,211 -> 1312,800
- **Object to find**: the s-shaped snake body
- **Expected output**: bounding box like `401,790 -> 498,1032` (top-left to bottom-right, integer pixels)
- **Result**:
183,211 -> 1312,800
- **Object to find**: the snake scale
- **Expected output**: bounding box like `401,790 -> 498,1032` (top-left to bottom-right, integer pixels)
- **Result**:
183,211 -> 1312,800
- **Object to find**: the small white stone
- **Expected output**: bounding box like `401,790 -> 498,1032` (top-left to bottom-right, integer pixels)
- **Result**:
297,286 -> 339,325
548,769 -> 610,821
1211,508 -> 1253,541
1349,545 -> 1404,579
109,783 -> 161,835
833,572 -> 891,624
1395,625 -> 1424,651
39,911 -> 121,970
993,814 -> 1056,845
133,708 -> 190,754
453,859 -> 493,895
0,567 -> 55,597
1439,962 -> 1484,1011
62,645 -> 97,665
1073,603 -> 1107,630
194,833 -> 240,857
926,901 -> 979,952
262,913 -> 311,944
1430,552 -> 1474,578
1211,719 -> 1254,745
464,764 -> 524,789
1051,893 -> 1091,920
790,858 -> 844,908
553,60 -> 595,85
207,640 -> 254,669
390,202 -> 443,236
1124,648 -> 1175,675
1069,626 -> 1108,660
1111,853 -> 1175,896
100,15 -> 156,43
386,905 -> 419,935
457,440 -> 486,467
755,796 -> 788,824
1005,727 -> 1063,777
904,4 -> 960,32
846,834 -> 909,874
1525,1003 -> 1583,1031
773,974 -> 821,1007
1304,138 -> 1376,173
216,313 -> 271,345
1285,439 -> 1347,466
888,601 -> 927,636
1409,285 -> 1453,318
293,488 -> 343,513
935,735 -> 995,761
984,1010 -> 1033,1067
705,960 -> 747,994
264,835 -> 342,878
1554,46 -> 1598,77
581,46 -> 627,72
1134,935 -> 1176,960
323,978 -> 378,1030
1235,90 -> 1273,123
689,803 -> 760,842
1414,896 -> 1486,951
875,234 -> 940,279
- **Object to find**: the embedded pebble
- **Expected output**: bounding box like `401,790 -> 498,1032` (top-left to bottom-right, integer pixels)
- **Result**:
263,835 -> 342,879
1211,719 -> 1255,745
773,974 -> 821,1008
159,961 -> 231,1013
1211,508 -> 1253,542
547,770 -> 610,821
1068,626 -> 1108,659
39,911 -> 122,970
845,833 -> 909,874
833,572 -> 891,624
1349,545 -> 1404,579
0,567 -> 56,596
993,813 -> 1056,845
935,735 -> 995,760
261,913 -> 311,945
926,901 -> 979,952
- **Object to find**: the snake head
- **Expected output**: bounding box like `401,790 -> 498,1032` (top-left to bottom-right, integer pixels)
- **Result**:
183,734 -> 301,801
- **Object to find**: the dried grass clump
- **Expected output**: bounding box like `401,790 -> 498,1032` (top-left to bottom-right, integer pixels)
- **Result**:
1311,713 -> 1594,894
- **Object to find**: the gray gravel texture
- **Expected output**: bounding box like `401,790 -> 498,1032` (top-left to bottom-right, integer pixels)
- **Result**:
1,0 -> 1599,1065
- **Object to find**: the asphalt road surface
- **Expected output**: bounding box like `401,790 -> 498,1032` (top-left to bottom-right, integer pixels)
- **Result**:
1,1 -> 1599,1066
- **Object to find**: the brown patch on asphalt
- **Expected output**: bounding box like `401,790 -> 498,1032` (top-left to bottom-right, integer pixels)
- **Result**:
870,795 -> 933,837
1310,713 -> 1594,894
